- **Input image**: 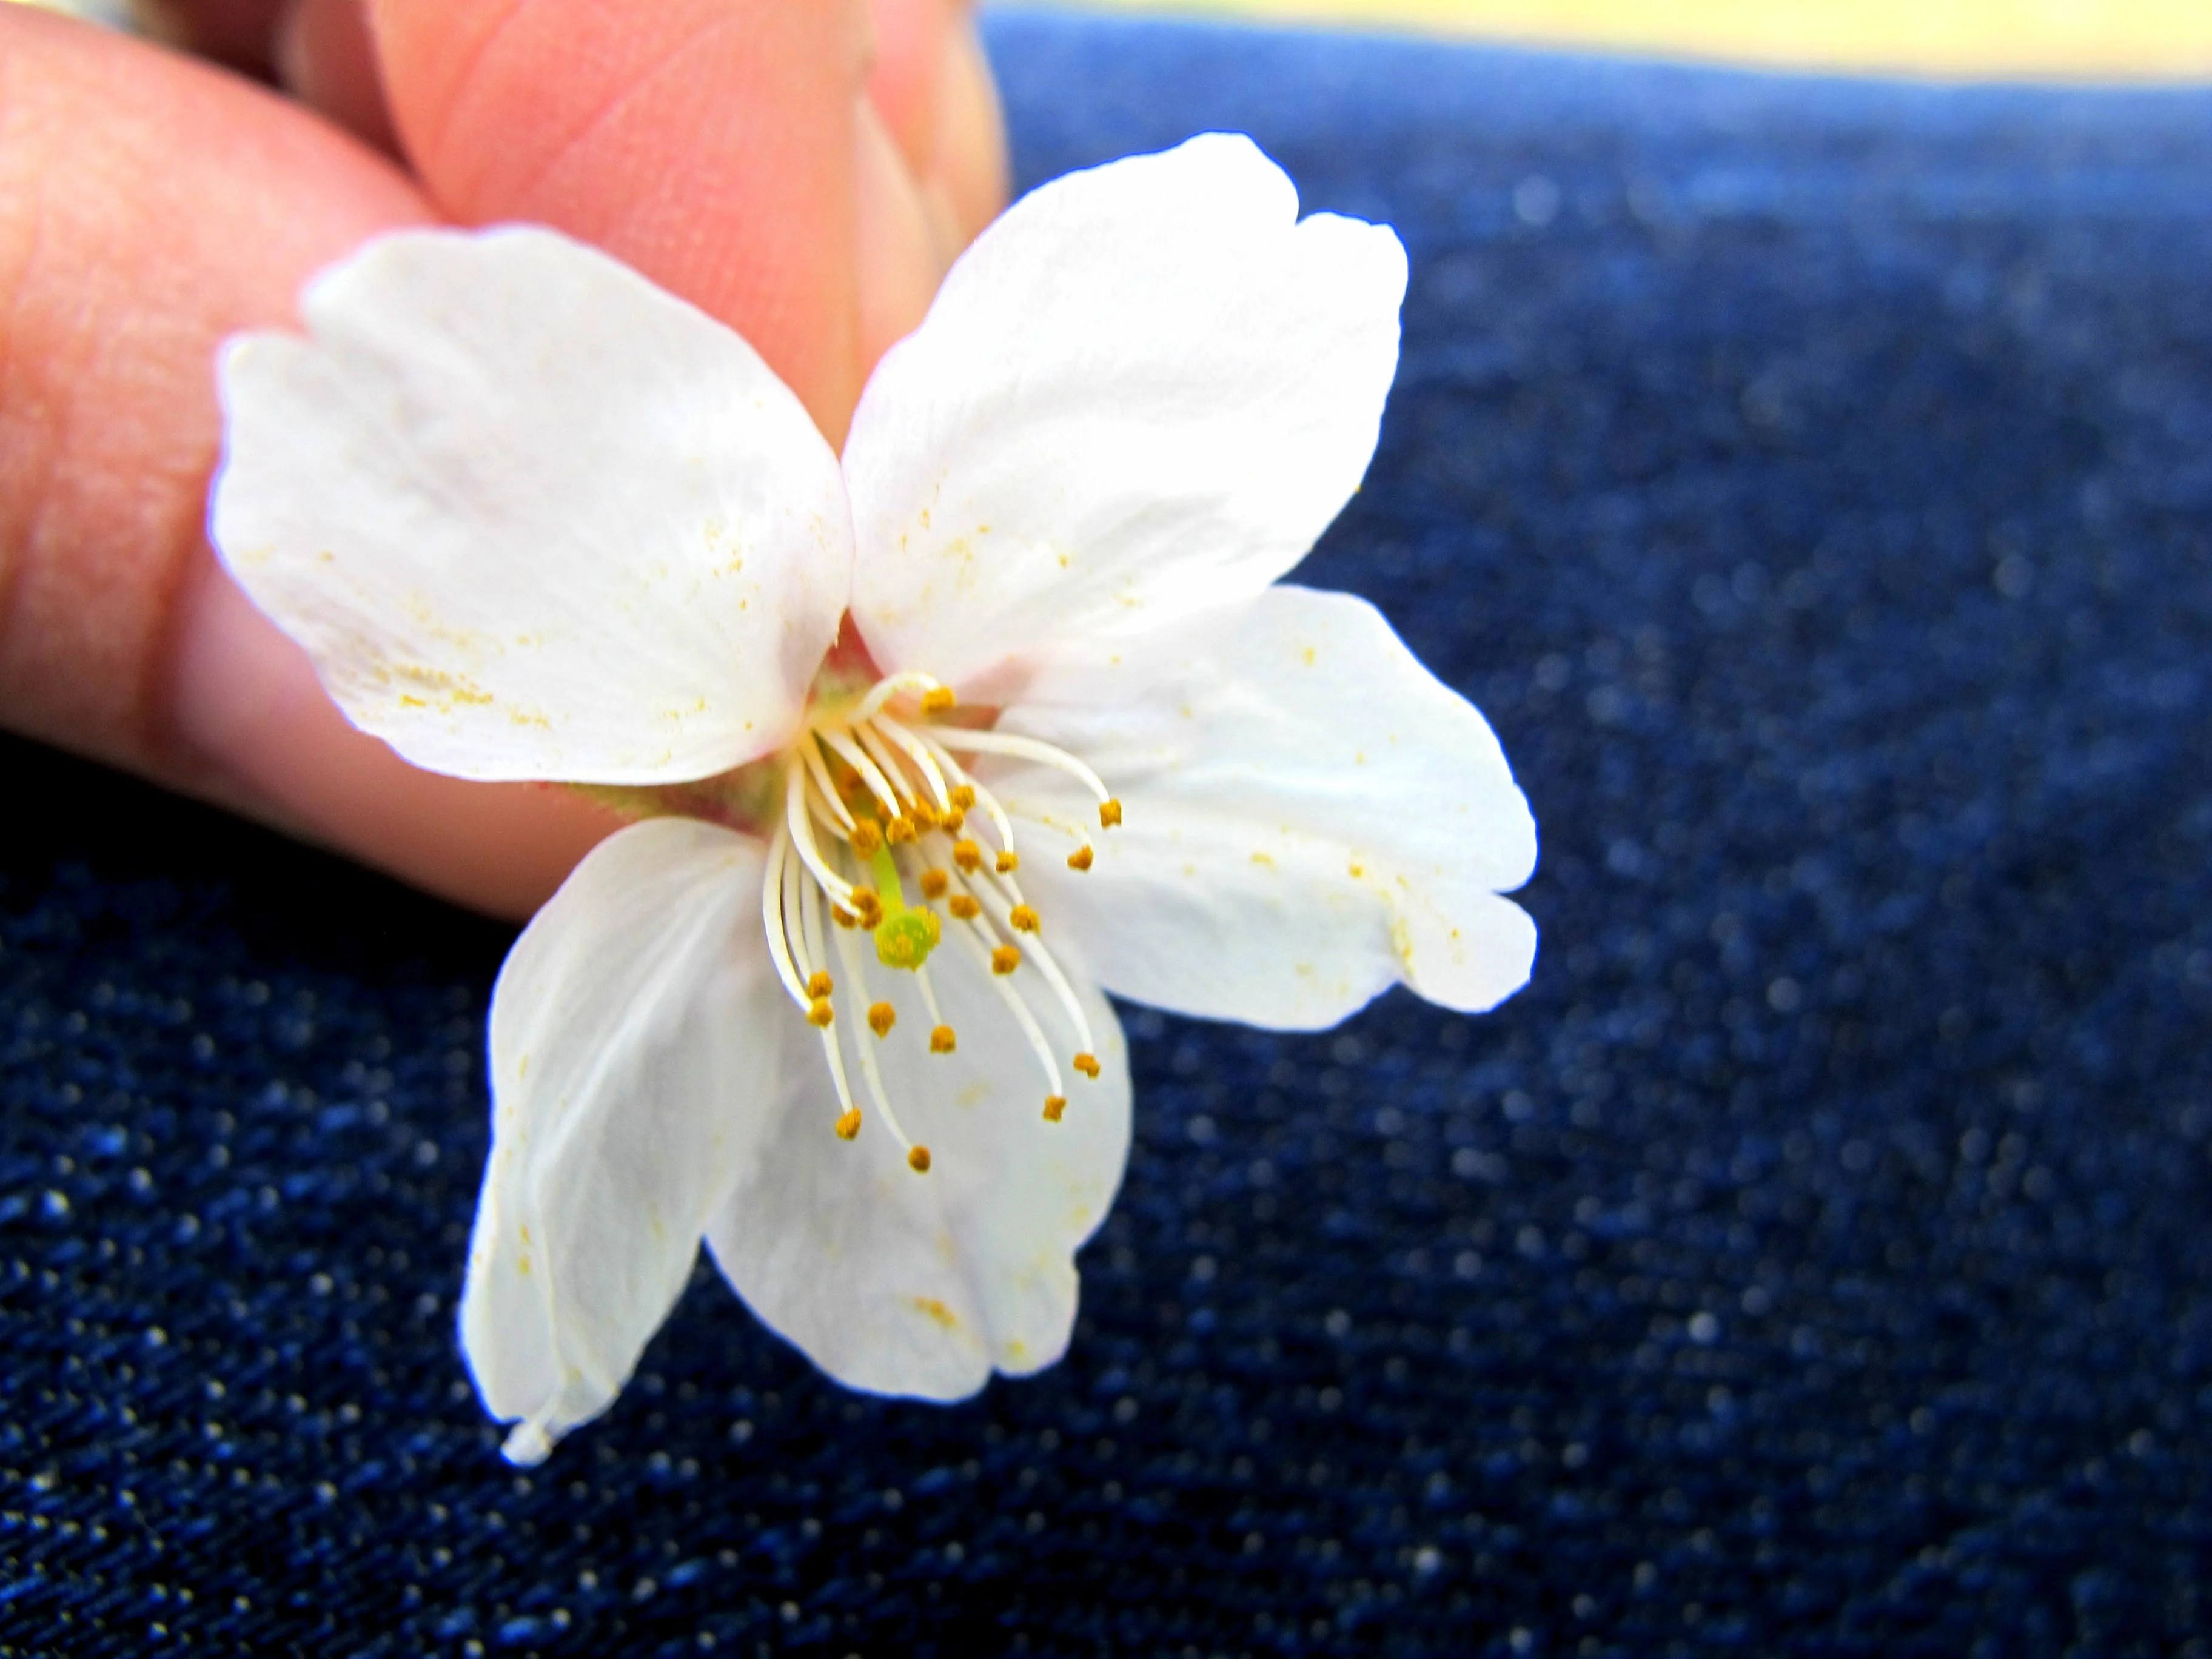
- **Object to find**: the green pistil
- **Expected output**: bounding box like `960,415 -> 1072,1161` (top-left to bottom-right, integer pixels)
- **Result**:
868,841 -> 942,971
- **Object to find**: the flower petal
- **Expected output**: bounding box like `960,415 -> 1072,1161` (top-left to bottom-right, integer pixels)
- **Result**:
842,133 -> 1407,691
705,930 -> 1129,1399
463,816 -> 782,1464
211,226 -> 849,785
991,585 -> 1537,1028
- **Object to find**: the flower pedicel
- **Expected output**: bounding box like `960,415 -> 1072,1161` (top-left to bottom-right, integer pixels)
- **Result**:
209,135 -> 1538,1464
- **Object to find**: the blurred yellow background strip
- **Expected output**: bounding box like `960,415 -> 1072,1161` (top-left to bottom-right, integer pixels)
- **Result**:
1052,1 -> 2212,81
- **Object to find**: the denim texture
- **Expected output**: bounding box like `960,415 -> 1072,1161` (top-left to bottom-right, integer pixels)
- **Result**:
3,11 -> 2211,1655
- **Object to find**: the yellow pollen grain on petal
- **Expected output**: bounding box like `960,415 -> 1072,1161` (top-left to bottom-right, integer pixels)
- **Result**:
1009,905 -> 1041,933
913,1294 -> 956,1327
1067,845 -> 1094,871
950,784 -> 977,811
1042,1094 -> 1067,1123
941,806 -> 965,833
868,1002 -> 896,1037
919,868 -> 950,900
930,1024 -> 957,1054
835,1108 -> 862,1141
952,839 -> 982,873
1099,799 -> 1124,829
885,816 -> 917,845
907,1146 -> 933,1174
848,819 -> 883,854
996,851 -> 1020,874
992,944 -> 1022,975
806,970 -> 833,1000
948,894 -> 982,921
921,686 -> 956,714
808,998 -> 835,1028
1074,1052 -> 1101,1079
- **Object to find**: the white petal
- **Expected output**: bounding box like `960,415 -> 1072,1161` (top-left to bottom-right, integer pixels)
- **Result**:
463,817 -> 783,1463
705,932 -> 1130,1399
843,133 -> 1407,691
992,585 -> 1537,1028
211,227 -> 849,785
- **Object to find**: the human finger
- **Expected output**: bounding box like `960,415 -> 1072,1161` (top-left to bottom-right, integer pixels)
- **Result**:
0,8 -> 621,916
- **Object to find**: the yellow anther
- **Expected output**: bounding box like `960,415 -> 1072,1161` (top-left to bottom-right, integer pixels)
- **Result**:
868,1002 -> 896,1037
909,799 -> 939,831
953,840 -> 983,873
992,945 -> 1022,975
1099,799 -> 1124,829
942,806 -> 966,833
1042,1095 -> 1067,1123
835,1108 -> 862,1141
950,784 -> 977,810
919,868 -> 950,900
948,894 -> 982,921
996,850 -> 1020,874
807,998 -> 834,1028
921,686 -> 956,714
930,1025 -> 957,1054
848,819 -> 883,854
1009,905 -> 1041,934
1067,845 -> 1094,871
850,886 -> 883,923
907,1146 -> 932,1174
885,816 -> 917,845
831,906 -> 859,930
806,970 -> 833,999
1073,1052 -> 1101,1079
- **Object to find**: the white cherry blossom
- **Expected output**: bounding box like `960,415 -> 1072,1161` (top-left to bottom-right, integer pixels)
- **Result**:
209,135 -> 1537,1464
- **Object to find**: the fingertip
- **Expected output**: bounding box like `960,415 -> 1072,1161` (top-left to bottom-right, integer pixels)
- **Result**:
854,96 -> 943,385
274,0 -> 399,157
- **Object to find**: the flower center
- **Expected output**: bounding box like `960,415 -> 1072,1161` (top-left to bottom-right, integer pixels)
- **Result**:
759,671 -> 1122,1173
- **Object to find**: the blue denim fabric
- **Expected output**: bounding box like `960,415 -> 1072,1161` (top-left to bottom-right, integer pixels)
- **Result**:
4,11 -> 2210,1655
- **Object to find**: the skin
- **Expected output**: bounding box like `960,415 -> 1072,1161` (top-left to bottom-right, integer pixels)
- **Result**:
0,0 -> 1010,917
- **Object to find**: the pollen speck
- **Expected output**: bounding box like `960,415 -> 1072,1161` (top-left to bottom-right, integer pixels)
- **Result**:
921,686 -> 956,713
920,869 -> 950,900
806,970 -> 833,999
992,945 -> 1022,975
868,1002 -> 896,1037
1067,845 -> 1094,871
949,894 -> 982,921
1042,1094 -> 1067,1122
835,1108 -> 862,1141
996,850 -> 1020,874
1099,799 -> 1124,829
931,1025 -> 957,1054
912,1294 -> 955,1326
808,998 -> 834,1028
1073,1053 -> 1101,1079
1009,905 -> 1041,933
907,1146 -> 933,1174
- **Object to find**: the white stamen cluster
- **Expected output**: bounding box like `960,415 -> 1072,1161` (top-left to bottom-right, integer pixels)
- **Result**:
758,672 -> 1122,1170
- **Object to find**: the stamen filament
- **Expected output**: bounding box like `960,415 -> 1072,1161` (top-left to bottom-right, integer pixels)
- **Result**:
831,923 -> 923,1161
760,822 -> 810,1011
868,713 -> 954,811
931,727 -> 1113,803
943,908 -> 1064,1098
956,870 -> 1096,1056
786,756 -> 857,905
853,719 -> 928,814
849,670 -> 947,725
799,734 -> 856,833
816,726 -> 902,819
